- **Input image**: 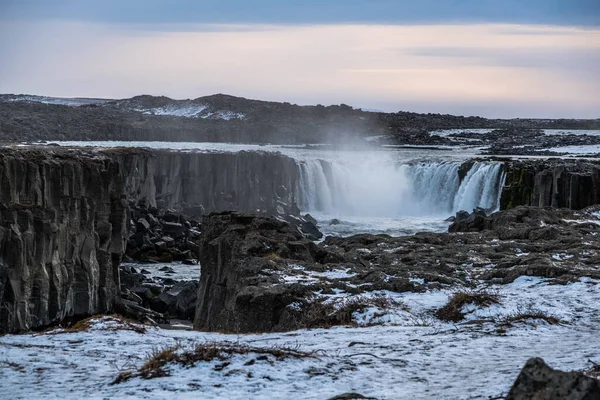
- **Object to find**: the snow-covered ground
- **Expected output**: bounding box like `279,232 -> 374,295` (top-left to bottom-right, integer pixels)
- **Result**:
543,144 -> 600,155
1,276 -> 598,399
430,128 -> 600,137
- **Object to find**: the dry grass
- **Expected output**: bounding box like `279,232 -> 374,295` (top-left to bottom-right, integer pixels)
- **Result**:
298,294 -> 405,329
113,342 -> 316,384
48,315 -> 147,335
262,252 -> 281,261
497,307 -> 561,327
436,290 -> 500,322
584,363 -> 600,379
0,360 -> 25,373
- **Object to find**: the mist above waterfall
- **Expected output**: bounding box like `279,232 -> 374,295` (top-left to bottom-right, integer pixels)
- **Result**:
296,154 -> 505,219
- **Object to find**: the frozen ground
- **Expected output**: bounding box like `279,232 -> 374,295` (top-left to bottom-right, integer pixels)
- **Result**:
1,276 -> 598,400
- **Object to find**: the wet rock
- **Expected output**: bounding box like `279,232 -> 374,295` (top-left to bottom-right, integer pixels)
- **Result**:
507,358 -> 600,400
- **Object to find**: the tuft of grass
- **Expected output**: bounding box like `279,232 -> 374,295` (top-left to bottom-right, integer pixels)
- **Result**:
262,252 -> 281,261
497,307 -> 561,327
49,315 -> 147,335
0,360 -> 25,373
113,342 -> 316,384
436,290 -> 500,322
297,294 -> 405,329
584,363 -> 600,379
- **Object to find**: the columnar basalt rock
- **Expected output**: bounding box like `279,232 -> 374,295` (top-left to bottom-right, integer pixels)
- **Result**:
500,160 -> 600,210
110,149 -> 300,215
0,149 -> 128,333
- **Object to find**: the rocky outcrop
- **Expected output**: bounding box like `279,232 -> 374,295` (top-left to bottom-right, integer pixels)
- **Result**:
500,159 -> 600,210
507,358 -> 600,399
193,212 -> 323,333
0,149 -> 128,333
191,207 -> 600,333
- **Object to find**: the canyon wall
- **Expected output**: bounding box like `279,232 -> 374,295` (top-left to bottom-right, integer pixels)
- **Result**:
500,160 -> 600,210
0,148 -> 301,332
2,146 -> 599,333
0,149 -> 128,333
112,149 -> 300,214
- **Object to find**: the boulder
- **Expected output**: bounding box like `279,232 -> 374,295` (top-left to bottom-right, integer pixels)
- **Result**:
507,358 -> 600,399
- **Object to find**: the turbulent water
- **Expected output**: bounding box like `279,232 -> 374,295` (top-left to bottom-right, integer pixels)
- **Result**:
296,157 -> 505,235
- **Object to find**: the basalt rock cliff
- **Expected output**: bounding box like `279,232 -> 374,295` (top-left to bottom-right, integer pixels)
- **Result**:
0,147 -> 303,332
0,149 -> 128,333
500,159 -> 600,210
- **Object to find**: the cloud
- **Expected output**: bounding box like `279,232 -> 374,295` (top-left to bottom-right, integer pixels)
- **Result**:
0,22 -> 598,118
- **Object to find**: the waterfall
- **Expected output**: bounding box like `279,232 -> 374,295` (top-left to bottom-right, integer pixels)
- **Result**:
296,158 -> 505,217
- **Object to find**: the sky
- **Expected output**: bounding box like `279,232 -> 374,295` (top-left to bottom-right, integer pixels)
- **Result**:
0,0 -> 599,118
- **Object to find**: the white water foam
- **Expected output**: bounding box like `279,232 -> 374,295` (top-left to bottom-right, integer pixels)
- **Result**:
297,159 -> 505,218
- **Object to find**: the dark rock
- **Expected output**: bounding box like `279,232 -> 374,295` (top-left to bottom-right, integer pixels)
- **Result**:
304,214 -> 318,225
162,222 -> 185,238
170,281 -> 199,319
136,218 -> 150,232
193,212 -> 315,333
328,394 -> 374,400
162,211 -> 181,223
301,221 -> 323,240
0,149 -> 127,333
500,159 -> 600,210
507,357 -> 600,400
330,218 -> 341,225
161,236 -> 175,247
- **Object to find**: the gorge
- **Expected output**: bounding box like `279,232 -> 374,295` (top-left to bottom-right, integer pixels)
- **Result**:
1,145 -> 599,332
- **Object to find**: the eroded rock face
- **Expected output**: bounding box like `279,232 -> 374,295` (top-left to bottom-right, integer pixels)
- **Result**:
111,149 -> 300,215
507,358 -> 600,400
501,160 -> 600,210
193,212 -> 323,333
0,149 -> 128,333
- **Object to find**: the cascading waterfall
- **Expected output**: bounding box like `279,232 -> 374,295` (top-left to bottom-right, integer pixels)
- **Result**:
296,158 -> 505,217
452,162 -> 506,213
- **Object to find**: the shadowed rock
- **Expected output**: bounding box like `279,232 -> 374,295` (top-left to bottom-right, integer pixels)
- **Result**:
507,358 -> 600,399
193,212 -> 323,333
0,149 -> 128,333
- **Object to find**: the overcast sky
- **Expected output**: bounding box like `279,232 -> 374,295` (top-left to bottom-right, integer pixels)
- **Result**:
0,0 -> 599,118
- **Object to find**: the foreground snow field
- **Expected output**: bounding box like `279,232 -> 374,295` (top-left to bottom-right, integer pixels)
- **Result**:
1,277 -> 599,400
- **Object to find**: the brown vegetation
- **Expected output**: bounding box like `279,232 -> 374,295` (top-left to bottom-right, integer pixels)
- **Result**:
436,290 -> 500,322
113,342 -> 316,383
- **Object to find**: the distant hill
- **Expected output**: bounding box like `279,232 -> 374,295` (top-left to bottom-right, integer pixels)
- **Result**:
1,93 -> 598,144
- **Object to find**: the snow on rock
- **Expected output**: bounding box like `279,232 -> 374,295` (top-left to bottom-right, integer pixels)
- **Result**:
132,103 -> 245,120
